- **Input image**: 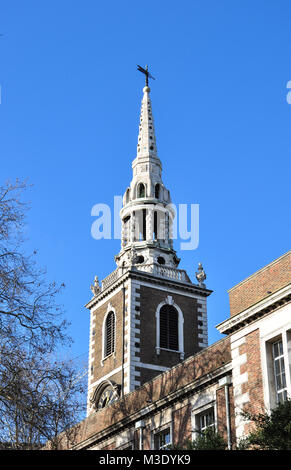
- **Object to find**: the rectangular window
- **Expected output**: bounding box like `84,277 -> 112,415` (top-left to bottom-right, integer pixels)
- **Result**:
198,408 -> 215,432
154,428 -> 171,450
272,340 -> 287,404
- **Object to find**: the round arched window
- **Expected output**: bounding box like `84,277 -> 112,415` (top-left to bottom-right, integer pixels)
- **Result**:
159,305 -> 178,351
138,183 -> 145,198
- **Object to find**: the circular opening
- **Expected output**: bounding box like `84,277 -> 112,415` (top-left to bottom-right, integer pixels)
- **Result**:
136,255 -> 144,264
157,257 -> 165,265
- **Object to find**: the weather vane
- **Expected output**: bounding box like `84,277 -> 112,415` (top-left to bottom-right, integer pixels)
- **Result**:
137,64 -> 156,87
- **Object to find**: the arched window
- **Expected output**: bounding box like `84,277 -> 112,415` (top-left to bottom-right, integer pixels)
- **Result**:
156,299 -> 184,359
104,311 -> 115,357
138,183 -> 145,198
159,304 -> 179,350
155,183 -> 160,199
125,188 -> 130,204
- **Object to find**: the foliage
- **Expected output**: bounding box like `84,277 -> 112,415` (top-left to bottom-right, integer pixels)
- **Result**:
241,399 -> 291,450
175,428 -> 228,451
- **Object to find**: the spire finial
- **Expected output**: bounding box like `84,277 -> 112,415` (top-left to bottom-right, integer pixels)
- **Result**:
137,64 -> 156,88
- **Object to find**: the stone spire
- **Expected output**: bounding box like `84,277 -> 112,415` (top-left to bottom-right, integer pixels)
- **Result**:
136,86 -> 159,161
131,85 -> 162,187
115,83 -> 180,271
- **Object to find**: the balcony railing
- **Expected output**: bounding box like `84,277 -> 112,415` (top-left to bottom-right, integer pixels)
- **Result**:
100,263 -> 191,292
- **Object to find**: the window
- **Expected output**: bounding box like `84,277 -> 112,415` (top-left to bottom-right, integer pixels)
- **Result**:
104,311 -> 115,357
192,405 -> 216,441
135,209 -> 147,241
156,300 -> 184,359
153,211 -> 158,239
155,184 -> 160,199
198,408 -> 215,432
97,385 -> 117,410
154,428 -> 171,450
160,305 -> 178,350
123,215 -> 130,245
138,183 -> 145,198
272,340 -> 287,404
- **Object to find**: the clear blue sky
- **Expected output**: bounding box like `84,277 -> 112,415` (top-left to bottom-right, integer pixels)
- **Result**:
1,1 -> 290,370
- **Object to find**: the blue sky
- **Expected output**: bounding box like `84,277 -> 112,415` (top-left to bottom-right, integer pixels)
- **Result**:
1,1 -> 290,372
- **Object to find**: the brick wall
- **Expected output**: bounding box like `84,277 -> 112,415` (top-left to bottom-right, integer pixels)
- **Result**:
216,384 -> 236,447
90,289 -> 125,384
139,285 -> 202,367
242,329 -> 264,417
231,328 -> 265,439
228,251 -> 291,317
50,336 -> 231,449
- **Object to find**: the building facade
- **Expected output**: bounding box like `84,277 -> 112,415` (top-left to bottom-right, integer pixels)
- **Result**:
52,81 -> 291,450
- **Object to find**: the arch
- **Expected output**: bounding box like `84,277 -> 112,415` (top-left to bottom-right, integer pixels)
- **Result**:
155,298 -> 184,359
137,182 -> 146,198
91,379 -> 120,411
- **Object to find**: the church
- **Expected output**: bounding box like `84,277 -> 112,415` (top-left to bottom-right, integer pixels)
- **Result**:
52,72 -> 291,450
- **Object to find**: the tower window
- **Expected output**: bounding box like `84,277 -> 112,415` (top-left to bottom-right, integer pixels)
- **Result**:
159,305 -> 178,350
142,209 -> 146,240
157,256 -> 165,265
154,211 -> 158,240
155,184 -> 160,199
138,183 -> 145,198
104,311 -> 115,357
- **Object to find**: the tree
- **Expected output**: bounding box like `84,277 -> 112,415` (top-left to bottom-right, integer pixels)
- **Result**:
172,428 -> 228,451
185,428 -> 228,450
0,180 -> 86,449
242,399 -> 291,450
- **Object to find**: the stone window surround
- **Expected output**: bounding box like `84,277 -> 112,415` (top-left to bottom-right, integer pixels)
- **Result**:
262,327 -> 291,410
151,422 -> 172,450
191,400 -> 217,441
155,295 -> 184,360
101,303 -> 117,365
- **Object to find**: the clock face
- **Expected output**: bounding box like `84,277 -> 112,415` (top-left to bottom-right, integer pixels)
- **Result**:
97,386 -> 118,410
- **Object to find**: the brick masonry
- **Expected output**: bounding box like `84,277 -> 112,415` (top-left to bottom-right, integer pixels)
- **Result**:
228,251 -> 291,317
231,328 -> 265,439
87,271 -> 210,410
49,251 -> 291,450
139,284 -> 203,366
50,336 -> 231,449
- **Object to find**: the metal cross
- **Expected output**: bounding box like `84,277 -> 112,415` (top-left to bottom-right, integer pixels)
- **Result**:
137,64 -> 155,86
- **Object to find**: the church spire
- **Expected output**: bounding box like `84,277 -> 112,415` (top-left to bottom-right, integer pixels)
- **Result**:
115,75 -> 180,271
136,85 -> 159,162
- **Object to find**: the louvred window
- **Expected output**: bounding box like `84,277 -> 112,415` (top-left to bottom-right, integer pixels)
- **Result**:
105,311 -> 115,357
159,305 -> 178,350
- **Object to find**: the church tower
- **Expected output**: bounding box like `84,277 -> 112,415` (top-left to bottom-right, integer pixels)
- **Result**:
86,76 -> 212,415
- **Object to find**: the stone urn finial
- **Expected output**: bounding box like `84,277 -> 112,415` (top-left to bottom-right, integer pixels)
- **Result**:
90,275 -> 100,296
195,262 -> 206,288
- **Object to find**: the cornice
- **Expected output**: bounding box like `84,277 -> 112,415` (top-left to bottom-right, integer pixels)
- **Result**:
85,268 -> 212,310
217,284 -> 291,335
